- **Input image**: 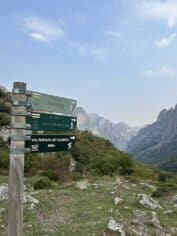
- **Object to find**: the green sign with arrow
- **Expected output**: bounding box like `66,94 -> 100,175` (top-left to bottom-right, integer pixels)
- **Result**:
25,134 -> 76,153
26,112 -> 77,132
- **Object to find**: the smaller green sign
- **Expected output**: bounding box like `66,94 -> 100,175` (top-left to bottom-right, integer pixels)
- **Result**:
27,112 -> 77,132
25,134 -> 76,153
27,91 -> 77,114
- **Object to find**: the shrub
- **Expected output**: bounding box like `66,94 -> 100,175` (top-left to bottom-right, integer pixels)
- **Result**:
33,176 -> 52,190
0,138 -> 9,169
0,112 -> 11,126
28,153 -> 71,183
152,182 -> 177,198
117,154 -> 134,175
71,172 -> 83,181
74,162 -> 84,174
157,172 -> 174,183
39,170 -> 58,182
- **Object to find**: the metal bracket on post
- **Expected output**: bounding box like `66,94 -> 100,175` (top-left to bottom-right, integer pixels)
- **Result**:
11,123 -> 31,129
26,90 -> 32,96
13,88 -> 26,95
12,101 -> 26,106
12,111 -> 27,116
10,149 -> 29,154
9,135 -> 31,141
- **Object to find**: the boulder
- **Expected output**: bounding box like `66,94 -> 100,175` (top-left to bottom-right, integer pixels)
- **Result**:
138,194 -> 162,209
114,197 -> 123,205
108,219 -> 125,235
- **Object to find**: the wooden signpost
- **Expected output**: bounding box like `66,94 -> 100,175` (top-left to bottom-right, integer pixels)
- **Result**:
8,82 -> 77,236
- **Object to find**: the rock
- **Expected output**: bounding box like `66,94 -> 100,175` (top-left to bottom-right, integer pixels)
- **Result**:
114,177 -> 121,185
0,185 -> 39,206
0,186 -> 8,201
108,219 -> 125,235
23,193 -> 39,204
171,195 -> 177,206
122,184 -> 130,190
163,210 -> 173,215
138,194 -> 162,209
0,208 -> 5,218
132,210 -> 147,226
114,197 -> 123,205
132,184 -> 137,187
150,212 -> 162,229
69,157 -> 76,172
108,208 -> 113,213
76,180 -> 90,190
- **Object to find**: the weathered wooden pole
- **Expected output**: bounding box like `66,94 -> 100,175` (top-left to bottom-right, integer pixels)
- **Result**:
8,82 -> 27,236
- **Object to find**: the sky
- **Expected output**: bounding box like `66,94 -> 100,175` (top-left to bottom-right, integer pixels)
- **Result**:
1,0 -> 177,126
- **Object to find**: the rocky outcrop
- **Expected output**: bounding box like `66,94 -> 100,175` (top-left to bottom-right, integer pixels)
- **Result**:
75,107 -> 140,151
138,194 -> 162,209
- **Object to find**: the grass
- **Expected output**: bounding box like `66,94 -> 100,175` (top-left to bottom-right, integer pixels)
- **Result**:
0,175 -> 177,235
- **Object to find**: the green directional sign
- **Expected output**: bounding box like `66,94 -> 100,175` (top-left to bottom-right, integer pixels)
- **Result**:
27,91 -> 77,114
26,112 -> 77,132
25,134 -> 76,153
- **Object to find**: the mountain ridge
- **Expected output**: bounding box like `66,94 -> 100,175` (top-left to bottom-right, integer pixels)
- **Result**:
75,106 -> 140,151
127,104 -> 177,171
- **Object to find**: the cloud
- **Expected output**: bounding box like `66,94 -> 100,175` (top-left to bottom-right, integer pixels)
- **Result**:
105,31 -> 121,40
137,0 -> 177,28
90,48 -> 107,61
70,42 -> 88,56
23,17 -> 65,42
141,66 -> 176,78
70,42 -> 107,61
155,33 -> 176,48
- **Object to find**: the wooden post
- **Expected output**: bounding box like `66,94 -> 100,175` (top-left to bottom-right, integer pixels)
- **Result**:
8,82 -> 27,236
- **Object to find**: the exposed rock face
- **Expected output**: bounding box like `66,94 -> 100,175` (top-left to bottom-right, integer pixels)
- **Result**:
127,105 -> 177,169
75,107 -> 140,151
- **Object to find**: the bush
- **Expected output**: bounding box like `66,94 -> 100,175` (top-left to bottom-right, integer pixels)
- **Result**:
152,182 -> 177,198
0,112 -> 11,126
28,153 -> 71,183
39,171 -> 58,182
71,172 -> 83,181
117,154 -> 134,175
33,176 -> 52,190
0,138 -> 9,169
157,172 -> 174,182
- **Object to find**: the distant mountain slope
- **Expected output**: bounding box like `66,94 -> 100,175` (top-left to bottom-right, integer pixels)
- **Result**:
74,107 -> 140,151
127,105 -> 177,168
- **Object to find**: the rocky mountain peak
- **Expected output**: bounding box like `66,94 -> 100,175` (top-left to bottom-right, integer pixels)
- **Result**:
127,103 -> 177,170
75,107 -> 140,151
